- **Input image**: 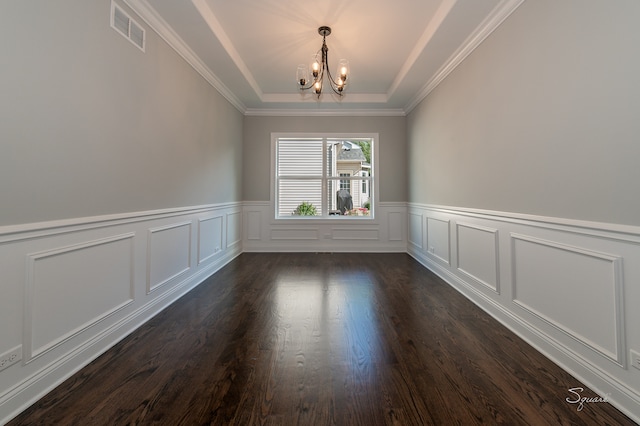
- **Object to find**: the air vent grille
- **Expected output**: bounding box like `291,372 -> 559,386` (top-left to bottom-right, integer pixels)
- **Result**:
129,22 -> 145,49
110,1 -> 145,51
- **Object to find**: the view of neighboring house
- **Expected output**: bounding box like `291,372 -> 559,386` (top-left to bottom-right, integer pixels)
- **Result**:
334,141 -> 370,212
276,138 -> 372,217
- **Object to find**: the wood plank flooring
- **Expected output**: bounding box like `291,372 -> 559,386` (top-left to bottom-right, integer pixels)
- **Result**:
8,253 -> 636,425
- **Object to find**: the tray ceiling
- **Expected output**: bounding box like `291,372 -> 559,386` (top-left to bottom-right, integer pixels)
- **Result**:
123,0 -> 524,115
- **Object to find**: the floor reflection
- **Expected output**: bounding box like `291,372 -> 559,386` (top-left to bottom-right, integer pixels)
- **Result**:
273,269 -> 379,380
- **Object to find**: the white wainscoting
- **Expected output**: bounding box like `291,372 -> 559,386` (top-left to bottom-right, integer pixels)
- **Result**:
197,215 -> 223,265
456,222 -> 500,293
147,222 -> 192,294
0,203 -> 242,425
407,203 -> 640,423
242,201 -> 407,252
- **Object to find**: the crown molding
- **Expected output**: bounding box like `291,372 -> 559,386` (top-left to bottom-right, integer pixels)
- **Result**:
122,0 -> 524,117
191,0 -> 264,100
260,92 -> 389,104
404,0 -> 525,114
122,0 -> 247,114
388,0 -> 458,98
244,108 -> 406,117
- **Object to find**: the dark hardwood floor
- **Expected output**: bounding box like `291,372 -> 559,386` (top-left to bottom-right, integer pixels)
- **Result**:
8,253 -> 636,425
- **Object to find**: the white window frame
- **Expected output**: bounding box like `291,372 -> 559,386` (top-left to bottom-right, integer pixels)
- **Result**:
271,133 -> 378,221
339,173 -> 351,192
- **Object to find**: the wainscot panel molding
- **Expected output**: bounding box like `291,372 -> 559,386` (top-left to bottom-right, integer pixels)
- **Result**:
25,233 -> 136,363
426,216 -> 451,266
0,203 -> 242,425
242,201 -> 407,252
147,221 -> 192,294
197,215 -> 224,265
456,222 -> 499,293
407,203 -> 640,423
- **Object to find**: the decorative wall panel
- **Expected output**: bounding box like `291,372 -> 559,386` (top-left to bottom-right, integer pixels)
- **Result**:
227,211 -> 242,248
147,222 -> 191,293
25,234 -> 135,361
0,203 -> 242,424
198,215 -> 223,265
388,211 -> 404,242
408,212 -> 423,249
426,217 -> 450,265
407,203 -> 640,421
246,211 -> 262,240
271,228 -> 319,240
456,222 -> 499,292
242,202 -> 407,252
511,233 -> 624,364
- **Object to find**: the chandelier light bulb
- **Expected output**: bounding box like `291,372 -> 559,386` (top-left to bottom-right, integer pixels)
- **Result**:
296,64 -> 309,86
338,59 -> 349,82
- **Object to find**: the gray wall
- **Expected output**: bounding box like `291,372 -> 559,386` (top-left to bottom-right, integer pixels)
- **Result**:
243,115 -> 407,203
407,0 -> 640,226
0,0 -> 243,227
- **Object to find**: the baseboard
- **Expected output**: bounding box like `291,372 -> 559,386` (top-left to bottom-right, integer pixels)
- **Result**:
0,203 -> 242,425
3,202 -> 639,424
407,203 -> 640,423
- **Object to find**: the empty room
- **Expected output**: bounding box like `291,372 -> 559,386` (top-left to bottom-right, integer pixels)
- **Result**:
1,0 -> 639,424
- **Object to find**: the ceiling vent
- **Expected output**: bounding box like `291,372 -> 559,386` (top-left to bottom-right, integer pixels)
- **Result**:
111,1 -> 145,51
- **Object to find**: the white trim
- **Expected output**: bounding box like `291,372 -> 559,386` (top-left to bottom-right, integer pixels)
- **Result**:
408,202 -> 640,241
455,221 -> 500,293
1,248 -> 240,425
244,108 -> 407,117
407,202 -> 640,423
404,0 -> 525,113
426,217 -> 451,266
388,0 -> 457,98
191,0 -> 263,99
510,233 -> 626,366
242,201 -> 407,253
24,234 -> 136,362
121,0 -> 525,117
271,133 -> 379,221
409,248 -> 640,424
146,222 -> 192,294
197,215 -> 224,265
225,211 -> 243,249
0,203 -> 243,425
122,0 -> 246,113
110,1 -> 146,52
0,203 -> 239,242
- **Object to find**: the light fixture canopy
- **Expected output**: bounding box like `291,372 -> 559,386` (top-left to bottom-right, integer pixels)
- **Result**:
297,26 -> 349,97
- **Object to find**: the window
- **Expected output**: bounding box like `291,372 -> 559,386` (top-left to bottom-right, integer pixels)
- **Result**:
339,173 -> 351,191
273,134 -> 375,219
362,171 -> 369,195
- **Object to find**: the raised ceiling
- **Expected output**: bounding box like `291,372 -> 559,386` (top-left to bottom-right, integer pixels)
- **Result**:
124,0 -> 523,115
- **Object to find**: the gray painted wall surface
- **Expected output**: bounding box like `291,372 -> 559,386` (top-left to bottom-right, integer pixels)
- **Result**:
0,1 -> 243,227
242,115 -> 407,203
407,0 -> 640,226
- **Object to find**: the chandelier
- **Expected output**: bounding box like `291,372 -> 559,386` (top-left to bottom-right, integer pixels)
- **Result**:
296,26 -> 349,97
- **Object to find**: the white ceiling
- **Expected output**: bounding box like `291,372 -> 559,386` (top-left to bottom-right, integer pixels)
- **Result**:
124,0 -> 524,115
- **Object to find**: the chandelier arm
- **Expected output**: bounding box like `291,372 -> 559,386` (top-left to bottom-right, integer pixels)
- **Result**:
323,48 -> 345,96
297,46 -> 324,91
